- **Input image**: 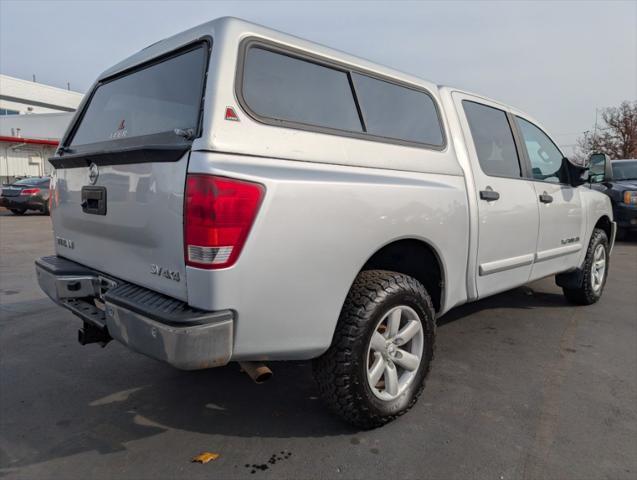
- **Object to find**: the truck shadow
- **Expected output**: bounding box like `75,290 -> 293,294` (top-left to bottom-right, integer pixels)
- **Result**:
616,230 -> 637,243
438,285 -> 571,327
0,280 -> 605,472
0,356 -> 355,473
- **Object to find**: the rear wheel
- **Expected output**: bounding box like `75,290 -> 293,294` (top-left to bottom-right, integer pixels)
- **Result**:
562,228 -> 609,305
10,209 -> 26,215
313,270 -> 435,429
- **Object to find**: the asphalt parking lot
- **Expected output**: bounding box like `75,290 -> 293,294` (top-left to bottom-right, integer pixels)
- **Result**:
1,209 -> 636,480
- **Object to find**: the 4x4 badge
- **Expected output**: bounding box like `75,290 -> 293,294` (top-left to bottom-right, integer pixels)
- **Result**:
150,264 -> 181,282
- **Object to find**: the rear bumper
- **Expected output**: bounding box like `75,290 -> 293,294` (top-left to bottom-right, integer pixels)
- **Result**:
35,255 -> 234,370
0,195 -> 46,211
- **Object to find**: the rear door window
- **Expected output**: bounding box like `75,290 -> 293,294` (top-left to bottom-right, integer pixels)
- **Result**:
462,101 -> 522,178
242,47 -> 363,132
69,43 -> 208,148
351,73 -> 444,146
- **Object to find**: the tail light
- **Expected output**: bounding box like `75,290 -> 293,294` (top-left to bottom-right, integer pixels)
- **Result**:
20,188 -> 41,196
184,174 -> 264,269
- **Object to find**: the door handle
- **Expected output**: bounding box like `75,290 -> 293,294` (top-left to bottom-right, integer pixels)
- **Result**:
539,192 -> 553,204
479,189 -> 500,201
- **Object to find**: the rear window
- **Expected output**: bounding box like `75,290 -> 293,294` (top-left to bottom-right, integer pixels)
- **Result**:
14,177 -> 47,186
242,47 -> 363,132
351,73 -> 443,146
69,43 -> 208,147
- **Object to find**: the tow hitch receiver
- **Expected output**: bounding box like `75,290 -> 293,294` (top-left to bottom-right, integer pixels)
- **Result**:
78,322 -> 111,347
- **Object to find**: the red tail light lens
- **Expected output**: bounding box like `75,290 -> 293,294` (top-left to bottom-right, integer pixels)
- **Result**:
184,174 -> 264,269
20,188 -> 41,196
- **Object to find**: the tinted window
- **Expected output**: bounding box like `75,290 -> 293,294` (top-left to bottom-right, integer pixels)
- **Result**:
242,47 -> 362,132
352,73 -> 443,145
612,160 -> 637,180
516,117 -> 565,183
70,45 -> 207,147
463,101 -> 521,177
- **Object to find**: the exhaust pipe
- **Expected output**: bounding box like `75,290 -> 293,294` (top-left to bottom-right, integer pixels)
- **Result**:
239,361 -> 272,383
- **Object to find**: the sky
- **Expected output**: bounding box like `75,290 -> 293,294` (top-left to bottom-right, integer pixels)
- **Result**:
1,0 -> 636,155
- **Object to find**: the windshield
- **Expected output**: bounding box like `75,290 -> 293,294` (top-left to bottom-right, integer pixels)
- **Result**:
612,160 -> 637,180
69,43 -> 208,148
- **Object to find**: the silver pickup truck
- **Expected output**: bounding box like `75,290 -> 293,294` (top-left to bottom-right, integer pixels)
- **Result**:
36,17 -> 615,428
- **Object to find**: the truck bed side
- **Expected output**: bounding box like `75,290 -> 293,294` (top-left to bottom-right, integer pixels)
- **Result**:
185,151 -> 470,360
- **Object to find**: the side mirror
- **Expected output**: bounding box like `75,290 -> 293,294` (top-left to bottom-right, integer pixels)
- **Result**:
589,153 -> 613,183
562,157 -> 588,187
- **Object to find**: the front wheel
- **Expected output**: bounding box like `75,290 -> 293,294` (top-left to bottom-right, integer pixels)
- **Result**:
313,270 -> 436,429
10,209 -> 26,215
562,228 -> 609,305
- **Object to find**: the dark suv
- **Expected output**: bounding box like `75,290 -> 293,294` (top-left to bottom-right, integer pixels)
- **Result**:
0,177 -> 51,215
591,159 -> 637,237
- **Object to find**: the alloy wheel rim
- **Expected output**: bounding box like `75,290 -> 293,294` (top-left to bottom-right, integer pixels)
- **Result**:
366,305 -> 424,401
591,244 -> 606,293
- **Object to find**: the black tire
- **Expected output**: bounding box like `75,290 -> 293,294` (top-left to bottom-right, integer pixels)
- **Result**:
42,203 -> 50,216
562,228 -> 609,305
313,270 -> 436,429
10,209 -> 26,215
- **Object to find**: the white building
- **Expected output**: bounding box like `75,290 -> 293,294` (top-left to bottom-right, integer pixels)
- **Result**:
0,74 -> 83,115
0,74 -> 83,183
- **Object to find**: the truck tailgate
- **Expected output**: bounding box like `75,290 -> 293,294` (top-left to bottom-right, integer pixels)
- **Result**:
51,155 -> 189,300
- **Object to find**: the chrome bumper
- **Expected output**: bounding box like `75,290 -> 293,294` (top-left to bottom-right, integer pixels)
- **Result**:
35,256 -> 233,370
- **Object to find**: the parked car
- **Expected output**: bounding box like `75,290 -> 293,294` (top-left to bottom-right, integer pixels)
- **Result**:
0,176 -> 51,215
590,157 -> 637,238
35,17 -> 615,428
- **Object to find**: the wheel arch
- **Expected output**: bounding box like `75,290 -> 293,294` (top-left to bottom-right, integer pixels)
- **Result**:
594,214 -> 613,241
355,237 -> 447,314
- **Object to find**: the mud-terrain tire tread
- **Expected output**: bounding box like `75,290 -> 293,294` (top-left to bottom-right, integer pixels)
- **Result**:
563,228 -> 609,305
313,270 -> 436,429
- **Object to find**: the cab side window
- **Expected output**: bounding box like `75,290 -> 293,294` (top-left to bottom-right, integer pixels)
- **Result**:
351,73 -> 444,146
516,117 -> 566,183
242,47 -> 363,133
462,101 -> 522,178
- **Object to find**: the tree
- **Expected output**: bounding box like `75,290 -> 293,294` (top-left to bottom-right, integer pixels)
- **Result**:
576,101 -> 637,161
